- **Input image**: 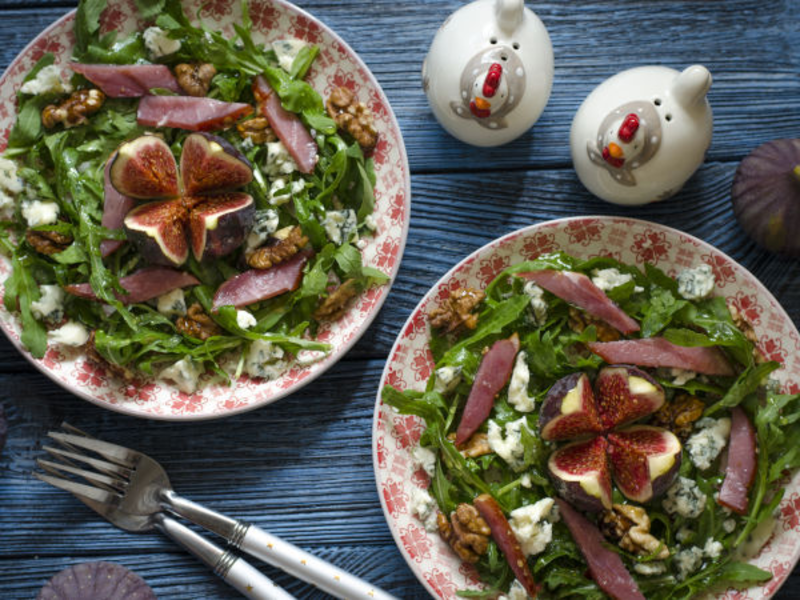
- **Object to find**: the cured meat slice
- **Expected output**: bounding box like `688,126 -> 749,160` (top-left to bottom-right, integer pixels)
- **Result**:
474,494 -> 539,598
65,267 -> 199,304
718,406 -> 756,514
211,250 -> 312,310
588,337 -> 735,376
455,334 -> 520,445
100,152 -> 136,257
253,75 -> 318,174
556,499 -> 646,600
518,270 -> 640,334
70,63 -> 181,97
137,96 -> 253,132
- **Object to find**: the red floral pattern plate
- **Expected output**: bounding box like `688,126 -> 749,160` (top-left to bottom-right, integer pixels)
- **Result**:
373,217 -> 800,599
0,0 -> 409,420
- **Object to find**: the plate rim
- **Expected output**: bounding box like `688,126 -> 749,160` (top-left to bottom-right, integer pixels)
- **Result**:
372,215 -> 799,599
0,0 -> 411,421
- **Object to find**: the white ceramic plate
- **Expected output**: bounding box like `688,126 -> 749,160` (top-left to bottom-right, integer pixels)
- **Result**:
373,216 -> 800,599
0,0 -> 409,420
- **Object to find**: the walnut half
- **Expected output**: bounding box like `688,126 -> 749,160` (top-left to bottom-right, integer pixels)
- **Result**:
326,86 -> 378,151
26,229 -> 72,255
651,393 -> 705,440
42,89 -> 105,129
599,504 -> 669,559
247,226 -> 308,270
175,63 -> 217,97
176,303 -> 223,340
428,287 -> 485,333
438,503 -> 491,563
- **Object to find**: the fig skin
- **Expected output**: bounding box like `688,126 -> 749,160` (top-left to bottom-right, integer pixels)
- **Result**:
189,193 -> 255,260
607,425 -> 682,503
124,199 -> 192,266
548,436 -> 612,512
539,372 -> 603,441
594,365 -> 665,431
110,135 -> 179,199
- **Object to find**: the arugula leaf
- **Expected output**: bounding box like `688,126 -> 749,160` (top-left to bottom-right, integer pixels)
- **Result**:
640,287 -> 687,337
135,0 -> 166,20
704,361 -> 780,416
290,45 -> 319,79
74,0 -> 107,56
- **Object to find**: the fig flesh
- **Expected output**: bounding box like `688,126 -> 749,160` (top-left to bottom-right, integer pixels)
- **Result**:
110,135 -> 179,199
539,372 -> 603,441
594,365 -> 665,431
181,132 -> 253,196
112,133 -> 255,265
607,425 -> 682,503
548,436 -> 612,512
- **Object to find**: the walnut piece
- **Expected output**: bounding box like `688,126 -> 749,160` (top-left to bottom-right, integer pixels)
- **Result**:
438,503 -> 491,563
237,117 -> 277,145
599,504 -> 669,559
326,86 -> 378,151
86,331 -> 135,381
175,63 -> 217,97
313,278 -> 359,322
728,302 -> 767,364
247,226 -> 308,270
651,393 -> 705,440
42,89 -> 105,129
26,229 -> 73,255
568,307 -> 621,342
176,303 -> 223,340
447,432 -> 492,458
428,287 -> 485,333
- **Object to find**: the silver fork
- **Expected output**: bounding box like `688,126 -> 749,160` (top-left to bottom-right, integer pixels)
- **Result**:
35,424 -> 397,600
35,424 -> 294,600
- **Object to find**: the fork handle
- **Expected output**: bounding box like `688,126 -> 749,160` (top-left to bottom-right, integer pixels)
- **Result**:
154,514 -> 295,600
163,492 -> 397,600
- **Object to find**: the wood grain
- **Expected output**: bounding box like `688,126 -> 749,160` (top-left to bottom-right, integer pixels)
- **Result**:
0,0 -> 798,598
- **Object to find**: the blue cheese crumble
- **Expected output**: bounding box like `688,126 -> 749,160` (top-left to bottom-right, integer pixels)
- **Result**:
48,321 -> 90,347
235,310 -> 257,330
410,487 -> 439,533
674,546 -> 703,580
677,264 -> 715,301
434,365 -> 462,394
20,64 -> 73,96
156,288 -> 187,319
245,340 -> 287,380
508,498 -> 558,557
498,579 -> 529,600
663,476 -> 706,518
411,445 -> 436,478
22,199 -> 59,227
633,562 -> 667,576
686,417 -> 731,471
268,177 -> 305,206
143,26 -> 181,59
0,157 -> 22,218
31,284 -> 64,322
264,141 -> 298,177
487,417 -> 530,471
246,209 -> 280,250
271,38 -> 308,73
160,357 -> 203,394
507,351 -> 535,412
323,209 -> 357,245
523,281 -> 547,326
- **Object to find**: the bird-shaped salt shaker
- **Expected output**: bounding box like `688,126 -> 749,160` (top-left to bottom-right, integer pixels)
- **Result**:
422,0 -> 554,147
571,65 -> 713,205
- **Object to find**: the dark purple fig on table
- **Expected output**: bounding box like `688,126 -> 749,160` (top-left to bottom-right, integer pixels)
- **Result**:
188,192 -> 254,260
0,403 -> 7,455
594,365 -> 665,431
37,561 -> 156,600
731,138 -> 800,259
548,436 -> 612,512
124,199 -> 192,266
539,372 -> 604,441
607,425 -> 682,503
110,135 -> 179,199
180,132 -> 253,196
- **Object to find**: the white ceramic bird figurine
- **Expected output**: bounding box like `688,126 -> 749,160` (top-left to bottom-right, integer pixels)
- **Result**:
571,65 -> 713,205
422,0 -> 554,147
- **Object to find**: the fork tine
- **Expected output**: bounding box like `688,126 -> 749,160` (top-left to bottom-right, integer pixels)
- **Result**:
43,445 -> 133,479
36,458 -> 127,491
48,431 -> 138,468
33,471 -> 119,505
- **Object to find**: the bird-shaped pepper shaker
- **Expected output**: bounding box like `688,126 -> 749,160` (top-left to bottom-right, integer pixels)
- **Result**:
571,65 -> 713,205
422,0 -> 554,147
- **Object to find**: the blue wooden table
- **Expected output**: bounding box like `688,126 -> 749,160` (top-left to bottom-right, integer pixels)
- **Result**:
1,0 -> 799,598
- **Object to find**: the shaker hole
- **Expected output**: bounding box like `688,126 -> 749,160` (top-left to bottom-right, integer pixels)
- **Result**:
512,42 -> 520,50
490,37 -> 498,44
654,98 -> 662,106
665,113 -> 673,122
501,54 -> 508,61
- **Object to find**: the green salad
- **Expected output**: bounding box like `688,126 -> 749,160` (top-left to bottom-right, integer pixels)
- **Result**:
383,251 -> 800,599
0,0 -> 387,392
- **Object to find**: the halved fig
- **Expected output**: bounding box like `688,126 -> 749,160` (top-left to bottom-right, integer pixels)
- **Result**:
607,425 -> 682,503
189,192 -> 255,260
548,436 -> 612,512
124,199 -> 192,266
540,373 -> 604,441
180,132 -> 254,196
594,365 -> 665,431
110,135 -> 179,199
